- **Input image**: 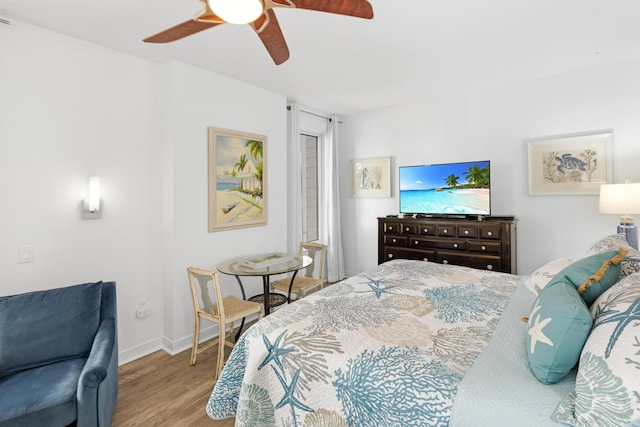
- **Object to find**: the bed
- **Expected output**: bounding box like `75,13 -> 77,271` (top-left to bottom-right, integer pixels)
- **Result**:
207,234 -> 640,426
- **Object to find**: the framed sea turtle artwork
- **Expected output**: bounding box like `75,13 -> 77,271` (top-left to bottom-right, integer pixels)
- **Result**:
526,129 -> 613,196
208,127 -> 267,231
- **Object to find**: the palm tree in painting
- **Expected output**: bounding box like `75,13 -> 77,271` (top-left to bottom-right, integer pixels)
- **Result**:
233,153 -> 251,193
245,139 -> 263,197
246,140 -> 263,161
234,153 -> 248,174
445,174 -> 460,188
255,162 -> 263,196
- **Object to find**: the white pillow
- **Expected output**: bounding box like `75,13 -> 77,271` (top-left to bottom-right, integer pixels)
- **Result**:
524,257 -> 573,294
579,233 -> 640,278
553,272 -> 640,426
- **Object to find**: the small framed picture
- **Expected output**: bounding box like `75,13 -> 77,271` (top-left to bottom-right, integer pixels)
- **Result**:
351,156 -> 391,198
526,129 -> 613,196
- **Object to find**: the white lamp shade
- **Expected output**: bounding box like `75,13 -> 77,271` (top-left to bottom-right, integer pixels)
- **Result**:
599,182 -> 640,215
209,0 -> 263,24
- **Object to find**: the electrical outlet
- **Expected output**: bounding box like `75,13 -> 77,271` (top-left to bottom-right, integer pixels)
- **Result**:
135,299 -> 152,319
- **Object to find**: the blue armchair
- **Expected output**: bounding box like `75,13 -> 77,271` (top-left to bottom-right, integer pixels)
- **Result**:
0,281 -> 118,427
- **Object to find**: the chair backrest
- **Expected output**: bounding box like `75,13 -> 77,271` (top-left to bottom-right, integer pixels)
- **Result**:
0,281 -> 107,377
299,242 -> 326,283
187,267 -> 224,319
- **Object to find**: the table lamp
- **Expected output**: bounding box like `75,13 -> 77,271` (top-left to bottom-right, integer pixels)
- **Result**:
599,181 -> 640,249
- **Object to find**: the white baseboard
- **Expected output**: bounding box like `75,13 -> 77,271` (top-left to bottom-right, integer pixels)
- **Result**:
118,314 -> 260,364
118,337 -> 164,365
162,324 -> 217,356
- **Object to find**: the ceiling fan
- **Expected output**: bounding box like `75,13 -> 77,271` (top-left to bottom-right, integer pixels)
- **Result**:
143,0 -> 374,65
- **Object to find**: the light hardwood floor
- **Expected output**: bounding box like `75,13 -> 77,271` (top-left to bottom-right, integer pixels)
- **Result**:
112,345 -> 235,427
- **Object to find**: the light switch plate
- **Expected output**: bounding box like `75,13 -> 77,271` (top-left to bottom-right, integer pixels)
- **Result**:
19,245 -> 34,263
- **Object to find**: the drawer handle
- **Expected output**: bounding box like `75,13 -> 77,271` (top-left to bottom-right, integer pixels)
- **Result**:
442,260 -> 449,264
487,231 -> 493,236
481,245 -> 487,251
423,228 -> 429,233
453,243 -> 458,248
487,265 -> 493,270
415,240 -> 419,244
405,227 -> 410,232
423,257 -> 429,261
392,238 -> 397,243
388,254 -> 394,259
464,230 -> 469,235
443,229 -> 448,234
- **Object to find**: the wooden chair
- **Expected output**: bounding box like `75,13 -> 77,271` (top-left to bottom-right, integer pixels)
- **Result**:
186,266 -> 262,379
271,242 -> 326,302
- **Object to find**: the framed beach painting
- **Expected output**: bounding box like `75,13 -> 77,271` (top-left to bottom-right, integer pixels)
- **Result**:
208,127 -> 267,232
351,156 -> 392,198
527,129 -> 613,196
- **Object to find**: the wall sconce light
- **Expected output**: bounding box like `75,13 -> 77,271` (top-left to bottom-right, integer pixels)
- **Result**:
599,180 -> 640,249
82,176 -> 102,219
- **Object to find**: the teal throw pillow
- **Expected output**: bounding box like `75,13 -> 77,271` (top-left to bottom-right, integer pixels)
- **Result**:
547,249 -> 626,306
526,281 -> 592,384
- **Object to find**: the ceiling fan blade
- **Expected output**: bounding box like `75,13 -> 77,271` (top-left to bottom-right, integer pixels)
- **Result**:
280,0 -> 373,19
143,19 -> 222,43
144,1 -> 224,43
252,9 -> 290,65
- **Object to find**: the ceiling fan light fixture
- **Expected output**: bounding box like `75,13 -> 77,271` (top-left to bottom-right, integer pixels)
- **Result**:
208,0 -> 263,24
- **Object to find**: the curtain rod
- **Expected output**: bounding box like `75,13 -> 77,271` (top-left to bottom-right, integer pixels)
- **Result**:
286,105 -> 342,123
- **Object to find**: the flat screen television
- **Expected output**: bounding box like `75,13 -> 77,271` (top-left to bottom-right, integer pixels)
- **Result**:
399,160 -> 491,216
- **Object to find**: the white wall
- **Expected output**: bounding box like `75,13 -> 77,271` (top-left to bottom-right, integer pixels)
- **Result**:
5,17 -> 640,364
160,61 -> 288,355
0,20 -> 287,363
0,20 -> 164,360
340,59 -> 640,277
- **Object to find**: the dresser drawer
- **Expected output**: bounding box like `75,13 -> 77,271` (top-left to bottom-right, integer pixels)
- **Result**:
437,224 -> 456,237
384,235 -> 408,247
436,251 -> 502,272
467,240 -> 501,254
417,224 -> 436,235
457,225 -> 478,238
411,237 -> 467,251
384,247 -> 436,262
479,225 -> 501,239
401,223 -> 417,234
384,222 -> 403,234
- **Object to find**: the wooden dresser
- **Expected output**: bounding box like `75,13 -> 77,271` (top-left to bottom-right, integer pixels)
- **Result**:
378,216 -> 517,274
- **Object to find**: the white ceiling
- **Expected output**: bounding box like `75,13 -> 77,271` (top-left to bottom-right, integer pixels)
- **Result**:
2,0 -> 640,116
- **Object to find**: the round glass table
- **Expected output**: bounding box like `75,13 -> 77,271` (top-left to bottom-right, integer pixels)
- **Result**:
217,253 -> 313,316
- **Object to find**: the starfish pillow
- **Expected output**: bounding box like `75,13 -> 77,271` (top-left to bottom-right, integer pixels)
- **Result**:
525,281 -> 592,384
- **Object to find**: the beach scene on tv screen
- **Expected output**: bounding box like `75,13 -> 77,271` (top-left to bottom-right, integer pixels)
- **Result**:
400,161 -> 490,214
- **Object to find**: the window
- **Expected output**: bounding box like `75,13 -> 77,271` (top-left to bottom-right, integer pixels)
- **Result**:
301,133 -> 319,242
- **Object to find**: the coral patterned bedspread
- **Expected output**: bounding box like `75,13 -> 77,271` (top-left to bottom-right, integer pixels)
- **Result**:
207,259 -> 519,426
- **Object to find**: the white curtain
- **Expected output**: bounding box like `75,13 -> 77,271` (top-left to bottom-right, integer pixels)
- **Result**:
319,116 -> 345,282
286,105 -> 345,282
286,104 -> 303,254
